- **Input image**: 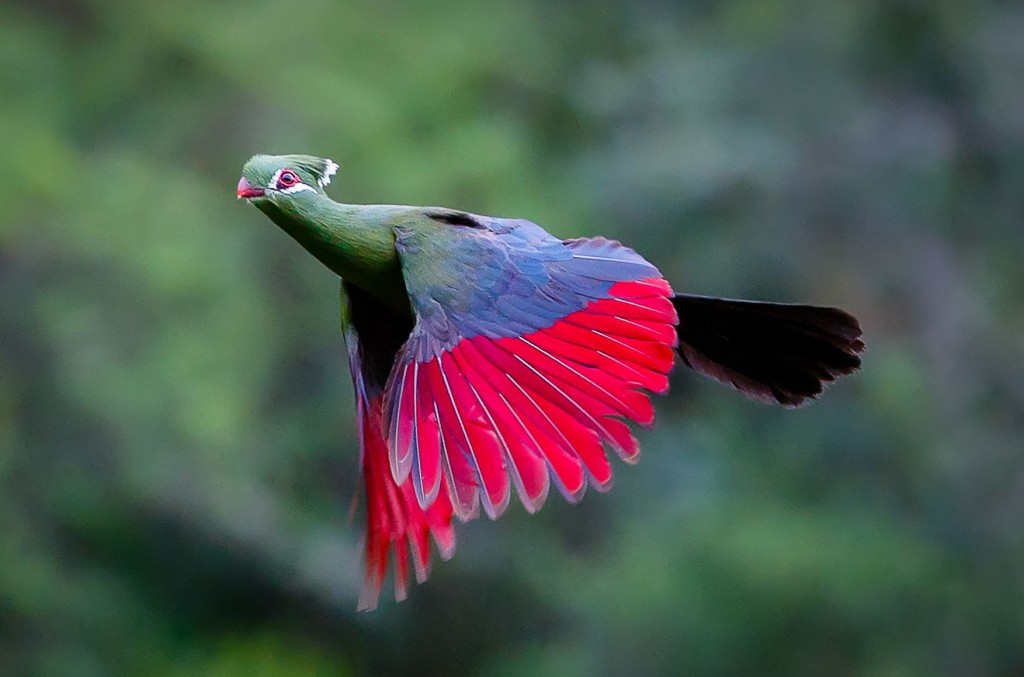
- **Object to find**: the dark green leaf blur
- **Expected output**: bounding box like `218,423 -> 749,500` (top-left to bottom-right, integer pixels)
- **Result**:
2,1 -> 1022,675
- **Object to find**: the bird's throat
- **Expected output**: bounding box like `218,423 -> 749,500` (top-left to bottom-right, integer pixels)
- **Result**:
257,198 -> 413,316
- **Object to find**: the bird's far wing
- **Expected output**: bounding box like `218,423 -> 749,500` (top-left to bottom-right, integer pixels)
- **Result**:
341,282 -> 455,610
386,211 -> 678,521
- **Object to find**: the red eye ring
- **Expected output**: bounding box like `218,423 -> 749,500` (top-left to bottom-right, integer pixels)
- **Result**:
277,170 -> 299,188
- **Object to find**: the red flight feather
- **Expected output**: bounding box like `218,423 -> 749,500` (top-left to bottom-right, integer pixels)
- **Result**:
358,395 -> 456,611
393,276 -> 677,518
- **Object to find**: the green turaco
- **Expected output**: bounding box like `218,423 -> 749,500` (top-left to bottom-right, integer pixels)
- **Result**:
236,154 -> 864,610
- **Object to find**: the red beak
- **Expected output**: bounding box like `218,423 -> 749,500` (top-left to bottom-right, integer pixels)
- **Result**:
236,176 -> 265,199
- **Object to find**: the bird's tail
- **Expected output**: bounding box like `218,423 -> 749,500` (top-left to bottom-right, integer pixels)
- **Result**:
358,395 -> 456,611
671,294 -> 864,407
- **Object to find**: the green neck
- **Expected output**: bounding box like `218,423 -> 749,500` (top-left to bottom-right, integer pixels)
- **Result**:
257,196 -> 412,316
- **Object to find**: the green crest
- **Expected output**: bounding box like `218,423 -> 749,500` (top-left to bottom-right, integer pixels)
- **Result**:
241,154 -> 339,193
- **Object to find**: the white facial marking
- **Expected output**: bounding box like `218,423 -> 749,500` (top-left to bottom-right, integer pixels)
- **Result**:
281,183 -> 316,195
318,159 -> 339,187
267,168 -> 316,195
267,168 -> 285,189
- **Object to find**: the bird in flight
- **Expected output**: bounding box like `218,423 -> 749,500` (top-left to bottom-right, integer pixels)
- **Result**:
237,154 -> 864,610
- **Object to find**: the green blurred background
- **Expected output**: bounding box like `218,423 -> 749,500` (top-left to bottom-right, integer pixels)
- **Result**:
3,0 -> 1023,675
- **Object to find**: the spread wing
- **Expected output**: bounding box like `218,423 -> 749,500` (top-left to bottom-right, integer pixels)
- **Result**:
384,211 -> 678,521
341,282 -> 455,610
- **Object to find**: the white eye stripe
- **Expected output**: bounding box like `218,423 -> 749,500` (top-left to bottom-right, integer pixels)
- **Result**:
268,163 -> 335,193
267,168 -> 315,195
280,183 -> 315,194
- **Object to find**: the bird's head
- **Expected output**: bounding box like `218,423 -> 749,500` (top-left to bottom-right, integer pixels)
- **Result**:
236,154 -> 339,204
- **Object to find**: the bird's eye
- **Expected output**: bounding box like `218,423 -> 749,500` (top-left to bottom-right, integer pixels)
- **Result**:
277,170 -> 299,188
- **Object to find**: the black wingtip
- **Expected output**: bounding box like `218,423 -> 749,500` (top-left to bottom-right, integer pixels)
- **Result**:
671,294 -> 865,407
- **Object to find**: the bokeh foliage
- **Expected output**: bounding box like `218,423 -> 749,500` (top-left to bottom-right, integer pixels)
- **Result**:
2,0 -> 1023,675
